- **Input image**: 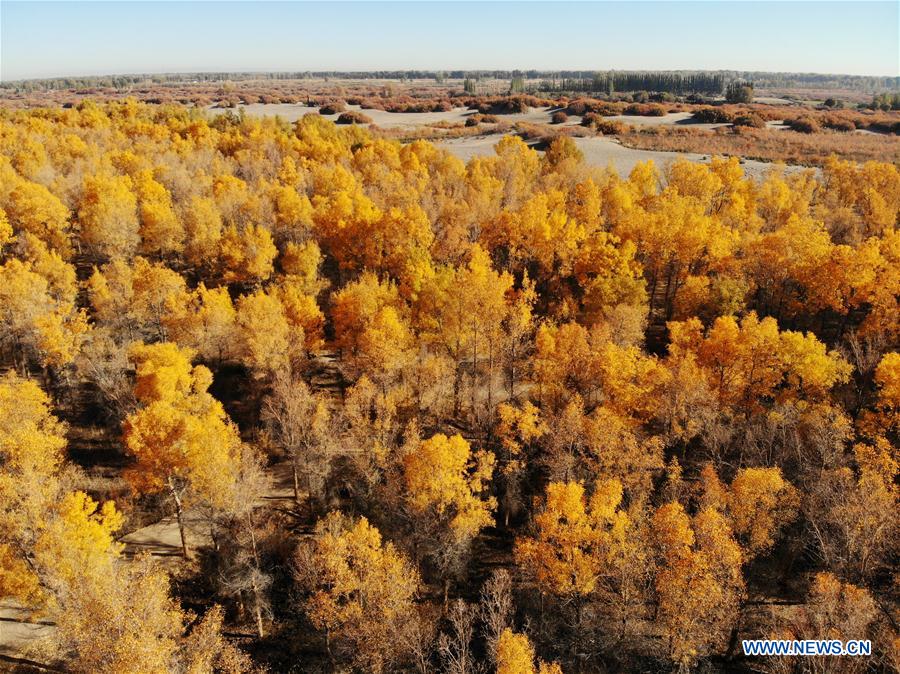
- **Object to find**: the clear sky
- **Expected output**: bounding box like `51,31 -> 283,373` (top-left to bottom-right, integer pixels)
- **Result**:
1,1 -> 897,81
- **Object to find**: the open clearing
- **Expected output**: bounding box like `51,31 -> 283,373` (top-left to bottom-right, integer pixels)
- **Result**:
209,103 -> 727,130
436,133 -> 813,178
209,103 -> 804,177
208,102 -> 559,127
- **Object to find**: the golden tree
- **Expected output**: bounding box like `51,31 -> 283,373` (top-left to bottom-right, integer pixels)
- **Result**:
234,289 -> 292,378
123,342 -> 243,556
651,502 -> 744,668
496,628 -> 563,674
416,244 -> 513,419
0,372 -> 69,602
404,433 -> 496,583
727,467 -> 800,557
297,512 -> 421,673
515,480 -> 645,639
77,173 -> 140,259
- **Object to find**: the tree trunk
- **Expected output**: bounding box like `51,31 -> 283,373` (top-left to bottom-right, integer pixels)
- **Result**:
251,579 -> 265,638
169,481 -> 189,558
471,325 -> 479,427
248,512 -> 265,638
487,339 -> 494,423
453,362 -> 462,417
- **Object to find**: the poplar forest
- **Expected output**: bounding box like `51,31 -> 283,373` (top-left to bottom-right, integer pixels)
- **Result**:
0,100 -> 898,674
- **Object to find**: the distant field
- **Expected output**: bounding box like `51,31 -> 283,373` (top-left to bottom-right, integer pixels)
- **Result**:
209,102 -> 731,131
208,102 -> 557,127
208,102 -> 841,174
435,133 -> 812,178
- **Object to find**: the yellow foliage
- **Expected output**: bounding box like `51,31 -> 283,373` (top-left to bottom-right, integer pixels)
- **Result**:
35,491 -> 123,591
279,239 -> 326,295
5,179 -> 72,256
183,195 -> 224,269
0,257 -> 87,367
124,342 -> 242,510
651,501 -> 744,667
129,341 -> 197,403
496,629 -> 561,674
303,512 -> 419,673
235,289 -> 291,377
496,628 -> 536,674
219,223 -> 277,284
515,480 -> 634,599
727,467 -> 799,556
77,173 -> 140,258
275,278 -> 325,354
497,400 -> 547,473
0,207 -> 11,251
404,433 -> 496,542
869,352 -> 900,435
163,282 -> 237,363
668,312 -> 851,414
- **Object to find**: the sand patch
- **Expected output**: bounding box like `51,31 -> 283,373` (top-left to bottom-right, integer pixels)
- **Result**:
436,133 -> 811,180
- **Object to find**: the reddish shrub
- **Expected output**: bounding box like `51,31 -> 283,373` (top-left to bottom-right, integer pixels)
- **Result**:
823,116 -> 856,132
732,114 -> 766,129
788,117 -> 821,134
336,111 -> 372,125
624,103 -> 666,117
693,107 -> 733,124
595,120 -> 629,135
319,101 -> 346,115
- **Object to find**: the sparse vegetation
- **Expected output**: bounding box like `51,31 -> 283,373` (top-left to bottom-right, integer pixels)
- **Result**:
621,124 -> 900,165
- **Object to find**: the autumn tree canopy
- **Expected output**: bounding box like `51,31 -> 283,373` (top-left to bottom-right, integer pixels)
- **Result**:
0,99 -> 897,673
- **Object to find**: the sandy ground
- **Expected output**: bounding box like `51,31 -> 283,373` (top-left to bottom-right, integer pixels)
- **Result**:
208,102 -> 566,127
605,111 -> 726,130
436,133 -> 811,179
208,103 -> 731,130
754,96 -> 795,106
208,103 -> 801,177
118,463 -> 297,560
119,511 -> 214,561
0,603 -> 56,664
209,102 -> 473,127
208,103 -> 536,129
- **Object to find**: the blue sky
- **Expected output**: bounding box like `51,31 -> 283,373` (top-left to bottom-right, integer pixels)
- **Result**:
1,1 -> 897,81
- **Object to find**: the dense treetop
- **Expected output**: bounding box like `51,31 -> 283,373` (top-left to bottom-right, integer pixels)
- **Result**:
0,100 -> 897,672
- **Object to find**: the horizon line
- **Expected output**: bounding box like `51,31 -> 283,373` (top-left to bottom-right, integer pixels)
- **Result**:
4,67 -> 899,85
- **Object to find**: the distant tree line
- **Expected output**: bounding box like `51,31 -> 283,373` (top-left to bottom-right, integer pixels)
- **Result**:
733,71 -> 899,91
539,72 -> 726,95
3,69 -> 897,93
